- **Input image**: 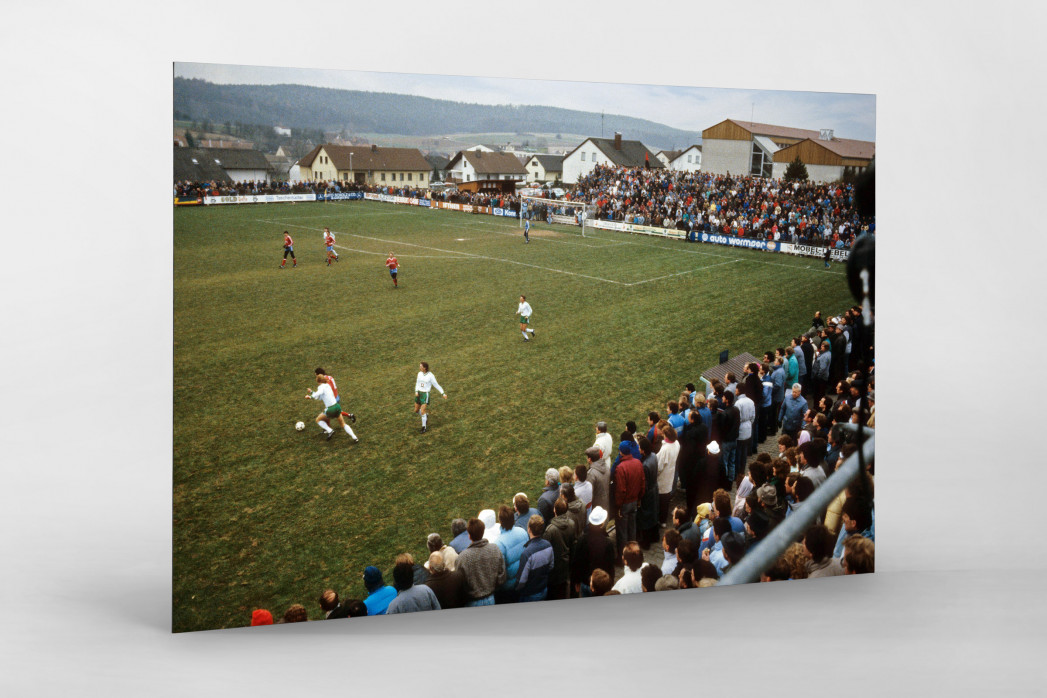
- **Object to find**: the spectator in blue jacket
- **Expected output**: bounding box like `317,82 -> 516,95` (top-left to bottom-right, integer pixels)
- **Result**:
448,518 -> 470,554
495,505 -> 529,603
537,468 -> 561,524
516,515 -> 555,602
779,383 -> 807,440
361,566 -> 397,616
512,493 -> 540,530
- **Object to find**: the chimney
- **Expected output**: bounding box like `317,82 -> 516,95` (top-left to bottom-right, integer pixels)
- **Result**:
614,132 -> 622,150
819,129 -> 834,141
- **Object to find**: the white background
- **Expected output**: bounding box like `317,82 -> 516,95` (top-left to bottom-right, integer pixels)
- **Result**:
2,1 -> 1045,695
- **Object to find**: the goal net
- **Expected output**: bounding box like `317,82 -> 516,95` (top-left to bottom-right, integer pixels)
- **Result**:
519,195 -> 593,237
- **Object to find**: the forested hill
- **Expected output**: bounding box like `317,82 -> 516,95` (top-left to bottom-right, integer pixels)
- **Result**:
173,78 -> 697,150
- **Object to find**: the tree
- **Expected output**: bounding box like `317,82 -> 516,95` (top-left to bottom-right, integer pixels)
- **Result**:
784,156 -> 809,182
184,130 -> 196,148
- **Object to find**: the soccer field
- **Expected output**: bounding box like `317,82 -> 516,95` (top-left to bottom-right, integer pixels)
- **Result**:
173,199 -> 852,631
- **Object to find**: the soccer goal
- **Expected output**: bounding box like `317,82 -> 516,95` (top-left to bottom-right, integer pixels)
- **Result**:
519,195 -> 593,237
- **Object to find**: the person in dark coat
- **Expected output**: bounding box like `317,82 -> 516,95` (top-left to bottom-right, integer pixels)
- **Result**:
676,410 -> 708,520
636,435 -> 660,548
424,551 -> 466,609
569,506 -> 616,597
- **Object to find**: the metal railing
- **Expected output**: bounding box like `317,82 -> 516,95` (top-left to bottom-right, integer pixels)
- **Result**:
718,425 -> 874,585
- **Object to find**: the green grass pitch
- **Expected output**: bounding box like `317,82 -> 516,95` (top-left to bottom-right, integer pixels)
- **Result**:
173,199 -> 852,631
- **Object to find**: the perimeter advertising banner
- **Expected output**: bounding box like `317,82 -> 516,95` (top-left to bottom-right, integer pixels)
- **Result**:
203,193 -> 317,205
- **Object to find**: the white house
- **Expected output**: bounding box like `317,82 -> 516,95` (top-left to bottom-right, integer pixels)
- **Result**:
523,154 -> 564,184
667,145 -> 702,172
445,150 -> 527,184
561,133 -> 664,184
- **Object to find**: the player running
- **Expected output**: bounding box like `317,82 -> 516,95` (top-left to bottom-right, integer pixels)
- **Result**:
323,227 -> 339,265
280,231 -> 297,268
306,370 -> 359,442
413,361 -> 447,434
523,219 -> 530,243
518,295 -> 536,341
385,252 -> 399,288
314,367 -> 356,423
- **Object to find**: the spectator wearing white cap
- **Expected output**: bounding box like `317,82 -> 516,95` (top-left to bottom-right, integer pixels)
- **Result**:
570,505 -> 615,598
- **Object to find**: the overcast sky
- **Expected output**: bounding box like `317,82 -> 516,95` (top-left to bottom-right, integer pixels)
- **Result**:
175,62 -> 876,142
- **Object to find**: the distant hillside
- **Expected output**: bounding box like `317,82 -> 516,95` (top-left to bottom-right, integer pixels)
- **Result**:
173,78 -> 698,152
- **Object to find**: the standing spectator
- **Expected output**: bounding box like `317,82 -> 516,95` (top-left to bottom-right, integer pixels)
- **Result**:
516,515 -> 555,602
717,391 -> 741,485
613,442 -> 645,557
811,340 -> 832,398
425,551 -> 466,610
590,569 -> 614,597
673,507 -> 700,544
611,542 -> 648,594
636,435 -> 661,548
667,400 -> 686,434
543,497 -> 578,601
281,605 -> 308,623
537,468 -> 561,524
494,505 -> 529,604
841,536 -> 875,574
592,421 -> 613,477
585,446 -> 611,516
456,518 -> 507,607
656,424 -> 680,526
424,532 -> 458,573
660,528 -> 683,576
319,589 -> 350,620
783,346 -> 799,389
770,356 -> 786,433
694,393 -> 712,434
718,532 -> 748,579
386,553 -> 441,614
831,322 -> 848,384
735,385 -> 756,486
805,524 -> 844,578
645,411 -> 661,444
641,564 -> 663,593
743,362 -> 763,449
512,493 -> 540,531
676,410 -> 708,519
362,566 -> 397,616
448,518 -> 470,554
561,481 -> 587,538
758,363 -> 774,443
570,506 -> 616,597
779,384 -> 807,441
801,335 -> 815,390
574,465 -> 593,512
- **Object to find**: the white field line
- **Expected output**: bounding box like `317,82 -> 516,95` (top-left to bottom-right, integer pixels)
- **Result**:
332,245 -> 471,260
624,258 -> 743,286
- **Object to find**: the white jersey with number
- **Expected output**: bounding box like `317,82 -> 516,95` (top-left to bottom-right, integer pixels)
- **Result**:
415,371 -> 444,395
518,301 -> 533,319
310,383 -> 337,409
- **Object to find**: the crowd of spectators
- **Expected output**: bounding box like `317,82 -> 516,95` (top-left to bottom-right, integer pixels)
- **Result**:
568,165 -> 873,248
175,164 -> 874,251
248,306 -> 875,626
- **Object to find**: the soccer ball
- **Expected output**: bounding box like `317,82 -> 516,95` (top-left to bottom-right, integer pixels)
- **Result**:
295,421 -> 305,431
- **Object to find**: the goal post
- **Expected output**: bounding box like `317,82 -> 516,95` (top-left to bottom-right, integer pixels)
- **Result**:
519,195 -> 592,237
